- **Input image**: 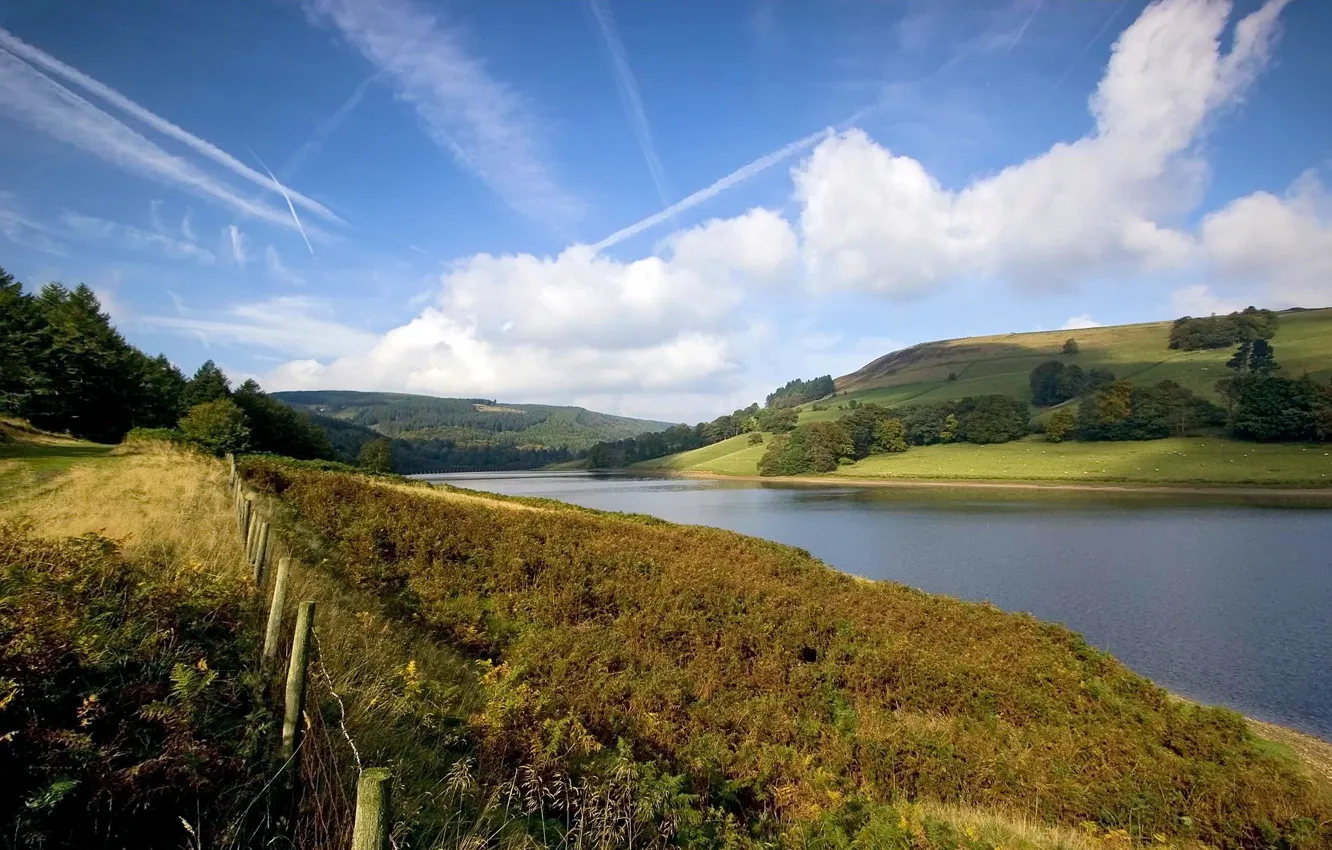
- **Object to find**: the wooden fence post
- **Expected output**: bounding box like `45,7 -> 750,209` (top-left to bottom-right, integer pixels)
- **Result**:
262,557 -> 292,675
252,520 -> 271,586
282,601 -> 316,769
351,768 -> 392,850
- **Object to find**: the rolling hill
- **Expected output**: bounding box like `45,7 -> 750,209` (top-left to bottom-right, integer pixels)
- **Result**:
275,390 -> 676,471
799,307 -> 1332,424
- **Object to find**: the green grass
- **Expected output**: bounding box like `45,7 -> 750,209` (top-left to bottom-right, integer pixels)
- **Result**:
0,424 -> 114,494
799,308 -> 1332,424
643,435 -> 1332,487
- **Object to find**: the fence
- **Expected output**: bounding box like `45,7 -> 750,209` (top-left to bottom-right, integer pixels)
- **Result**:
226,452 -> 391,850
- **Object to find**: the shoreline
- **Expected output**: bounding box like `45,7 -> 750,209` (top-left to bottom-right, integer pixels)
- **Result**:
655,469 -> 1332,498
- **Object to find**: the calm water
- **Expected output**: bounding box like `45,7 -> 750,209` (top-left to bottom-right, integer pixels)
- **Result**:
423,472 -> 1332,739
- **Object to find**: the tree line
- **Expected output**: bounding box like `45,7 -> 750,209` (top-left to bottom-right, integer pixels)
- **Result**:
0,265 -> 353,463
758,395 -> 1031,476
765,375 -> 835,409
1032,338 -> 1332,443
1168,306 -> 1278,351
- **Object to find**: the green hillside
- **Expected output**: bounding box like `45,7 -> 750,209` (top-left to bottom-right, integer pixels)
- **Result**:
275,390 -> 676,470
276,390 -> 674,449
799,307 -> 1332,424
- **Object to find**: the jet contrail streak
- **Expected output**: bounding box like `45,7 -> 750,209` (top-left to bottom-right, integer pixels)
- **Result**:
592,127 -> 829,252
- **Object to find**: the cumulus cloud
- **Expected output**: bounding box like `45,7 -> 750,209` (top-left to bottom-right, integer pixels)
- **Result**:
1198,169 -> 1332,307
795,0 -> 1289,294
255,210 -> 799,407
1061,314 -> 1103,330
1170,284 -> 1242,317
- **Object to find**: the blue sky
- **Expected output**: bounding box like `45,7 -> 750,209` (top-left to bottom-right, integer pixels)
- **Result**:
1,0 -> 1329,421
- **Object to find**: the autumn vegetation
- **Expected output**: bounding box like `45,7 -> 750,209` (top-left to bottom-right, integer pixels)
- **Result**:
231,455 -> 1331,849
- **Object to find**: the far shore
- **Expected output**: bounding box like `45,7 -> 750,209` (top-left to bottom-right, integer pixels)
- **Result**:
648,468 -> 1332,498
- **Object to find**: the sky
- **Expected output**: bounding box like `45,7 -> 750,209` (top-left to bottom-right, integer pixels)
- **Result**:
1,0 -> 1330,423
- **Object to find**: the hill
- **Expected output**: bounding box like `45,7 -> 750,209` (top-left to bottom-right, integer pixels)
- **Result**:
803,307 -> 1332,424
275,390 -> 675,471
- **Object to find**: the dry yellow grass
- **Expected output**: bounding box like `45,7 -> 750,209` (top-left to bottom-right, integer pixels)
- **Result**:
1,441 -> 247,583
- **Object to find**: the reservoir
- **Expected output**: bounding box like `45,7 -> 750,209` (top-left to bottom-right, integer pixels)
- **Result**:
426,471 -> 1332,740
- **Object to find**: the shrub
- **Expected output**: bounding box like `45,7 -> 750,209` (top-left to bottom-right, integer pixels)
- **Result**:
747,432 -> 764,446
179,398 -> 250,456
123,426 -> 183,445
1046,407 -> 1076,442
0,529 -> 268,848
1063,338 -> 1079,354
243,459 -> 1332,849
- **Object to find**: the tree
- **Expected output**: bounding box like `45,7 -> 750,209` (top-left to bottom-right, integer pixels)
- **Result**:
1226,340 -> 1252,374
1046,407 -> 1076,442
179,399 -> 250,456
747,432 -> 764,446
757,422 -> 853,476
872,418 -> 908,453
953,395 -> 1029,444
1029,360 -> 1066,406
184,360 -> 231,407
1230,375 -> 1317,441
1063,338 -> 1079,354
233,379 -> 334,460
1248,339 -> 1277,377
358,437 -> 394,472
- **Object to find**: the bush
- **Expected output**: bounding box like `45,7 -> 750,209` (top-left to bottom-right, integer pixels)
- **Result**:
746,432 -> 764,446
1046,407 -> 1076,442
179,399 -> 250,456
1063,338 -> 1079,354
123,426 -> 183,445
0,530 -> 268,848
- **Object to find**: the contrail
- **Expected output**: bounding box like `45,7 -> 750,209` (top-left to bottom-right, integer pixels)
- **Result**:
1051,0 -> 1133,90
587,0 -> 671,207
1006,0 -> 1046,52
0,26 -> 343,224
248,147 -> 315,256
591,127 -> 829,252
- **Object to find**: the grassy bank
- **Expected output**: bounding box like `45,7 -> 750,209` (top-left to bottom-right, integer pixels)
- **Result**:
243,456 -> 1331,849
0,417 -> 114,495
637,434 -> 1332,488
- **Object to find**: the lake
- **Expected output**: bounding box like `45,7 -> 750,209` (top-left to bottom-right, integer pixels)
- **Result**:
423,471 -> 1332,740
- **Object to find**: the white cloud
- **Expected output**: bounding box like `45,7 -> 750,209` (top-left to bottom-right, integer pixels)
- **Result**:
1170,283 -> 1241,317
142,296 -> 379,360
303,0 -> 580,222
1198,169 -> 1332,307
665,207 -> 798,284
226,225 -> 248,264
265,245 -> 306,285
0,26 -> 342,224
1061,314 -> 1103,330
60,211 -> 216,263
181,211 -> 196,242
0,47 -> 307,231
794,0 -> 1289,294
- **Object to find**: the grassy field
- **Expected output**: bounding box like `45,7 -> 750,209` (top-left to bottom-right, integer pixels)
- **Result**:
0,417 -> 114,495
640,434 -> 1332,487
798,307 -> 1332,424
